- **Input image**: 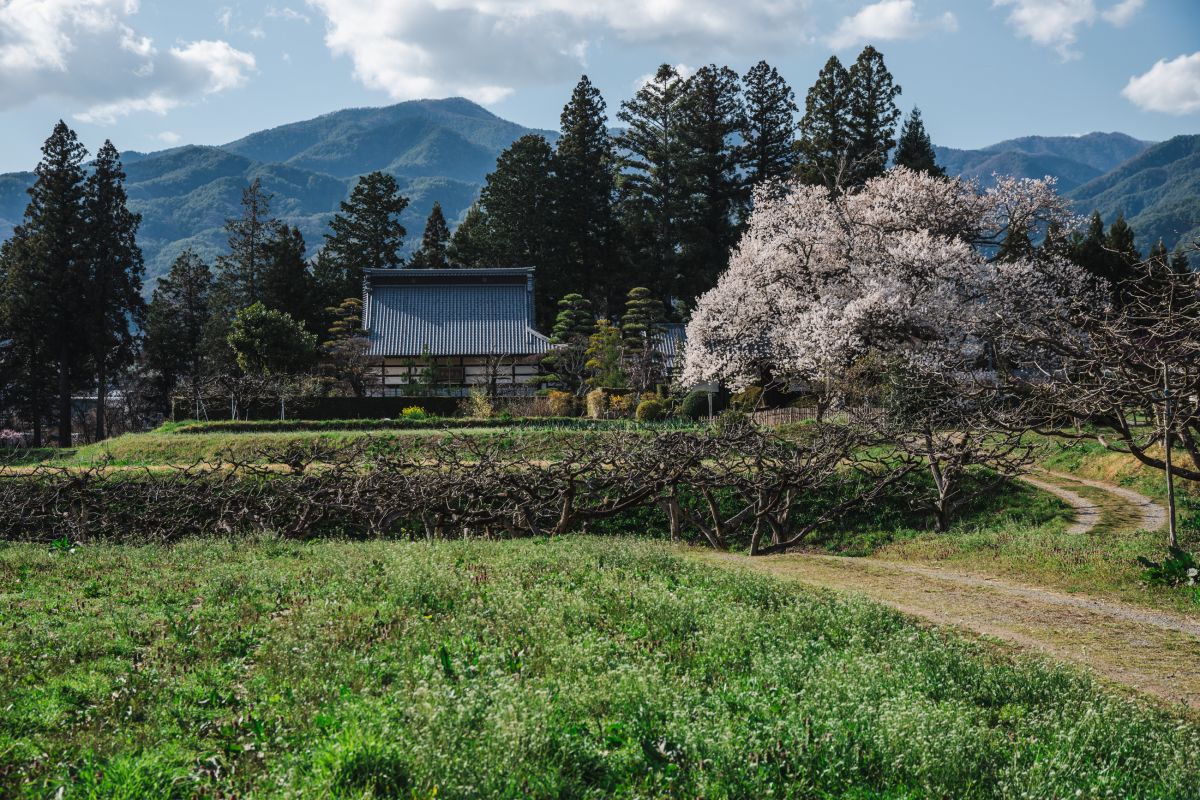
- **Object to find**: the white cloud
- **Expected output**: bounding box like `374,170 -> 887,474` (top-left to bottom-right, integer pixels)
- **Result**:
265,6 -> 311,24
0,0 -> 256,122
633,63 -> 693,92
994,0 -> 1144,58
828,0 -> 957,50
305,0 -> 816,105
153,130 -> 182,145
1101,0 -> 1144,26
1122,51 -> 1200,115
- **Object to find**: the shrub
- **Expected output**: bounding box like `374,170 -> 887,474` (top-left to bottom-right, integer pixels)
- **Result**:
547,390 -> 576,417
635,395 -> 668,422
585,389 -> 606,420
464,388 -> 494,419
609,392 -> 636,419
1137,547 -> 1200,587
729,386 -> 763,413
681,390 -> 711,420
401,406 -> 427,420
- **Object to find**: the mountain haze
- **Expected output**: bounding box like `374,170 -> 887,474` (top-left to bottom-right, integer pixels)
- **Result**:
935,132 -> 1152,192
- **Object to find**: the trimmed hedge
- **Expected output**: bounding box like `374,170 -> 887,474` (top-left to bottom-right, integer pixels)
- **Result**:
158,417 -> 699,435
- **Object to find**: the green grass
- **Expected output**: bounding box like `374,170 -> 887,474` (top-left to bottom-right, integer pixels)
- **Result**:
3,537 -> 1199,798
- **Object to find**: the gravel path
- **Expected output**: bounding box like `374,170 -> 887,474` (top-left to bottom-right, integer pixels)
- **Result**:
1017,474 -> 1101,534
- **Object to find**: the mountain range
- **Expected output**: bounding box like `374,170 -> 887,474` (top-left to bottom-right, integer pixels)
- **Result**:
0,98 -> 1195,288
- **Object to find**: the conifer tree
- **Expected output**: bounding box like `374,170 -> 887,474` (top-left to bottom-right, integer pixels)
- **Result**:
540,292 -> 596,395
741,60 -> 798,196
319,171 -> 409,300
216,177 -> 282,311
551,76 -> 618,311
677,64 -> 746,302
997,221 -> 1035,263
585,318 -> 627,389
845,45 -> 902,185
447,204 -> 492,268
83,140 -> 145,439
144,249 -> 213,413
894,107 -> 944,176
1170,247 -> 1191,275
323,297 -> 376,397
796,56 -> 852,191
261,225 -> 319,331
409,202 -> 451,269
616,64 -> 690,301
4,121 -> 91,446
619,287 -> 667,392
0,232 -> 56,445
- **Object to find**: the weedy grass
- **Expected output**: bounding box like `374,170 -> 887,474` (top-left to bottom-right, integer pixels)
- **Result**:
2,537 -> 1199,798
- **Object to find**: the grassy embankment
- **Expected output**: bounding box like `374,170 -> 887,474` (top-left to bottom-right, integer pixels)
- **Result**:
2,538 -> 1198,798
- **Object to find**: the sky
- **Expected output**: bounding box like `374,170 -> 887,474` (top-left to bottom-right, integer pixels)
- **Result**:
0,0 -> 1197,173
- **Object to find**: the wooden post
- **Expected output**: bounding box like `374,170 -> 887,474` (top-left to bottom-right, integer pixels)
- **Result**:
1164,361 -> 1178,548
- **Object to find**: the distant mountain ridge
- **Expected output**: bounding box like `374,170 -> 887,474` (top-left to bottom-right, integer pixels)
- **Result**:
935,132 -> 1153,192
0,98 -> 556,286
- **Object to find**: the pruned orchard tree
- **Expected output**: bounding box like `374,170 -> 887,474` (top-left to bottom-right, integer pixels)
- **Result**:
683,167 -> 1091,531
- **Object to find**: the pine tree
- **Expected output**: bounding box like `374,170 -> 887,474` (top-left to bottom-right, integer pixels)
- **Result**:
795,56 -> 853,191
584,318 -> 627,389
1170,247 -> 1191,275
144,249 -> 213,413
997,221 -> 1035,262
409,202 -> 451,269
616,64 -> 690,302
677,64 -> 746,303
894,107 -> 944,176
83,140 -> 145,439
216,178 -> 282,311
447,204 -> 492,268
0,232 -> 56,445
323,297 -> 376,397
540,292 -> 596,395
551,76 -> 618,312
619,287 -> 667,392
6,122 -> 91,446
261,225 -> 319,331
845,45 -> 902,185
319,171 -> 409,300
741,60 -> 798,197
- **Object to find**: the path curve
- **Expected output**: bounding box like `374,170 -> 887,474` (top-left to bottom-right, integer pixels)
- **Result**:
1017,474 -> 1100,534
1040,469 -> 1167,532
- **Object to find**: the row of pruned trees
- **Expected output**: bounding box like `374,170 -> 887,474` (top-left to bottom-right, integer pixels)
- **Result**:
683,166 -> 1197,538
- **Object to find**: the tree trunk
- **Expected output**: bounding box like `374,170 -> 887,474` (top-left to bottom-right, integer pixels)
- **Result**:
94,360 -> 107,441
57,357 -> 72,448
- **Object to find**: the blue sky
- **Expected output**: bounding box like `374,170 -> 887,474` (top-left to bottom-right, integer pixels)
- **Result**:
0,0 -> 1197,173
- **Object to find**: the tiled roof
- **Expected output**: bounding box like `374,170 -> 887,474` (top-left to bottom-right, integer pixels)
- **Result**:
363,268 -> 553,357
656,323 -> 687,373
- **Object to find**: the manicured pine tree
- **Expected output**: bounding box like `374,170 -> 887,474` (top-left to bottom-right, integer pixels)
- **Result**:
616,64 -> 691,302
551,75 -> 618,312
318,171 -> 409,301
323,297 -> 375,398
83,140 -> 145,439
447,204 -> 492,268
144,249 -> 213,413
540,292 -> 596,395
894,107 -> 945,176
409,202 -> 452,269
619,287 -> 667,392
6,121 -> 91,446
741,60 -> 798,198
795,56 -> 853,191
584,318 -> 627,389
845,45 -> 902,185
677,64 -> 746,303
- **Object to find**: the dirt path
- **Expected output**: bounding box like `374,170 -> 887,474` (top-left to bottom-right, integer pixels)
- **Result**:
703,550 -> 1200,710
698,473 -> 1190,708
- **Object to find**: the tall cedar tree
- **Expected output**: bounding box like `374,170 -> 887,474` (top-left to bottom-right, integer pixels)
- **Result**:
215,178 -> 281,311
845,46 -> 902,185
677,65 -> 746,303
319,171 -> 409,301
551,76 -> 618,312
1071,211 -> 1142,306
260,225 -> 319,331
795,56 -> 852,191
741,61 -> 798,200
620,286 -> 668,392
478,135 -> 556,319
616,65 -> 690,303
0,232 -> 56,445
7,122 -> 91,446
540,293 -> 596,395
447,204 -> 490,268
893,107 -> 944,176
144,249 -> 213,413
84,141 -> 145,439
409,202 -> 451,269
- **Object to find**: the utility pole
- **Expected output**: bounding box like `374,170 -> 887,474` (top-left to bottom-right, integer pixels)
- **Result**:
1164,361 -> 1178,548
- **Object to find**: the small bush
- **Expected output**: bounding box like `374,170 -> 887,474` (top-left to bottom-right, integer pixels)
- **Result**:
635,395 -> 668,422
681,390 -> 711,420
1137,547 -> 1200,587
729,386 -> 763,413
547,390 -> 576,417
464,388 -> 494,419
401,406 -> 427,420
585,389 -> 606,419
608,393 -> 636,419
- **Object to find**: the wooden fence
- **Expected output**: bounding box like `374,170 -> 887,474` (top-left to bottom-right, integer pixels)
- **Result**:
750,407 -> 884,427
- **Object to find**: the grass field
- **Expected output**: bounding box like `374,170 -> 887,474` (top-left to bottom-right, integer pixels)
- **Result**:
3,537 -> 1199,798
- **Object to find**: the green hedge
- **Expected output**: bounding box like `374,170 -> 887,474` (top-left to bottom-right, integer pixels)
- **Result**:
158,417 -> 700,435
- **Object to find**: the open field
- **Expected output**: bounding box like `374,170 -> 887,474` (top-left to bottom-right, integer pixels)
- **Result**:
4,537 -> 1200,798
